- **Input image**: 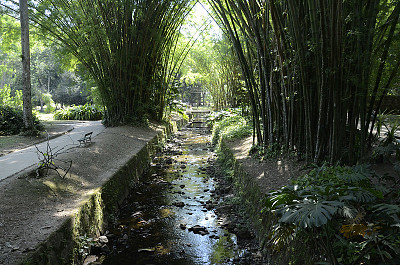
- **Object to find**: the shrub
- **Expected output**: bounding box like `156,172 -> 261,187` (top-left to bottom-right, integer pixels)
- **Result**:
263,164 -> 400,264
0,85 -> 23,108
41,93 -> 56,113
206,108 -> 242,128
54,103 -> 103,121
0,105 -> 42,136
211,115 -> 251,146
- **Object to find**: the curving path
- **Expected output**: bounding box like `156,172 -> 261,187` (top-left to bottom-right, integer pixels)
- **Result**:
0,120 -> 105,182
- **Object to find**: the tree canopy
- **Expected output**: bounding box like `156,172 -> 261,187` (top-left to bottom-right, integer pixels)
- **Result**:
2,0 -> 195,125
1,0 -> 399,164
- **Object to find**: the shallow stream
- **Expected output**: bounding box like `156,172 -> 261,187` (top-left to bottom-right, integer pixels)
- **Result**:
98,125 -> 264,265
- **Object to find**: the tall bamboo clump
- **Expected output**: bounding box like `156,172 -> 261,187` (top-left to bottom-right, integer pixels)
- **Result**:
11,0 -> 193,125
209,0 -> 400,164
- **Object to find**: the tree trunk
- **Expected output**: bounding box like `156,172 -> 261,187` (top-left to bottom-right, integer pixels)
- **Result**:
47,75 -> 51,93
20,0 -> 33,130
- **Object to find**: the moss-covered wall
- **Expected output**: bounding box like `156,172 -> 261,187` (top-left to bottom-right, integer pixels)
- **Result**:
217,140 -> 272,250
20,119 -> 186,265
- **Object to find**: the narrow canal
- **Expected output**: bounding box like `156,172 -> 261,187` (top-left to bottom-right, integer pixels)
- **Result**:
97,124 -> 265,265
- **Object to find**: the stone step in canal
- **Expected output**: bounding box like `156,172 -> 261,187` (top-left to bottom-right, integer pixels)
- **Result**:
88,125 -> 266,264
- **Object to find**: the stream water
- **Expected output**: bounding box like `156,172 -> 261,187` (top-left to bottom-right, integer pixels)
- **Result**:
97,124 -> 265,265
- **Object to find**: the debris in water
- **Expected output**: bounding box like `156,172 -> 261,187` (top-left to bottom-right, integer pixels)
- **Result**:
138,248 -> 155,253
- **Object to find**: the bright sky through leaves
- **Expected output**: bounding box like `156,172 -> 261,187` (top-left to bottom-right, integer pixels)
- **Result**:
181,2 -> 221,40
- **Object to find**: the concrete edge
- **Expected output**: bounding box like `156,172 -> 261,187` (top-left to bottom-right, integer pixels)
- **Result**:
18,118 -> 186,265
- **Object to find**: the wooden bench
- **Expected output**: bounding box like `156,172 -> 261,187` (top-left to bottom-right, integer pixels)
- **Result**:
78,132 -> 93,146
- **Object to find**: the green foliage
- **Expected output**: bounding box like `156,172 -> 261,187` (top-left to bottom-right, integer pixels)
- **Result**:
169,100 -> 189,120
0,105 -> 42,135
178,26 -> 244,110
209,0 -> 400,164
373,113 -> 400,161
0,12 -> 93,112
214,140 -> 235,182
263,165 -> 400,264
54,103 -> 103,121
0,14 -> 21,54
75,234 -> 96,261
377,114 -> 400,145
211,114 -> 251,146
0,85 -> 13,106
41,93 -> 55,113
0,85 -> 23,108
19,0 -> 194,126
87,87 -> 103,108
165,79 -> 189,120
250,142 -> 287,160
14,90 -> 23,108
219,121 -> 251,142
206,108 -> 241,128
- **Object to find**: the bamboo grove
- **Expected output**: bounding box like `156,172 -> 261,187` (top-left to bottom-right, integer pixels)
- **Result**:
209,0 -> 400,164
2,0 -> 399,164
3,0 -> 195,125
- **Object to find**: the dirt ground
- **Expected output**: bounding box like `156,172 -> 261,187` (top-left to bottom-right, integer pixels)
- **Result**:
227,137 -> 308,193
226,136 -> 398,194
0,123 -> 164,265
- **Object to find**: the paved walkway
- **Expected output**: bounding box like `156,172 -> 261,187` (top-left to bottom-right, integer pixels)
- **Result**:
0,121 -> 105,182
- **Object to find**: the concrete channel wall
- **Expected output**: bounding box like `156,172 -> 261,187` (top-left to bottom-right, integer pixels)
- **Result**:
217,140 -> 271,252
20,119 -> 186,265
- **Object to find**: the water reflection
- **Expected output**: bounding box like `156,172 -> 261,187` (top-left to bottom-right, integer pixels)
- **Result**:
101,127 -> 243,265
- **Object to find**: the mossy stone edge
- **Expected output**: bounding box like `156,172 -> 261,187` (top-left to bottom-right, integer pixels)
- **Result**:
19,118 -> 186,265
217,140 -> 272,253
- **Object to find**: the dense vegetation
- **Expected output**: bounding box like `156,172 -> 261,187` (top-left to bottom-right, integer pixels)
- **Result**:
0,87 -> 41,135
54,103 -> 103,121
1,1 -> 399,163
0,0 -> 399,263
211,113 -> 400,265
0,14 -> 92,110
177,18 -> 246,110
0,105 -> 42,135
205,1 -> 400,263
211,113 -> 251,146
264,164 -> 400,264
27,0 -> 193,125
209,0 -> 400,164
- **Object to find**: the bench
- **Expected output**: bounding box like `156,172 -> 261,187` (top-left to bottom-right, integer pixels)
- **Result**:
78,132 -> 93,146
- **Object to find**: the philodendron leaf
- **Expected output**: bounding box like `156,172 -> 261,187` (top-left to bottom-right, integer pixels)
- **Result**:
373,203 -> 400,216
338,164 -> 373,183
278,200 -> 343,228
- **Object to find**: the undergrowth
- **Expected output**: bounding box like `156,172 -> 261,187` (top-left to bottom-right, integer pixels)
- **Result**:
211,114 -> 251,147
263,164 -> 400,265
211,111 -> 400,264
54,103 -> 103,121
0,105 -> 43,136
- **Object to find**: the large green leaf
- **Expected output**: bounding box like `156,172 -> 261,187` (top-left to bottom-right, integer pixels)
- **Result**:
338,164 -> 373,183
372,203 -> 400,216
264,186 -> 298,210
278,200 -> 343,228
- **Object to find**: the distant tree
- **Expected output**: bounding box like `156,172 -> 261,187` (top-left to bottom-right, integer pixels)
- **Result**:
178,6 -> 244,111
